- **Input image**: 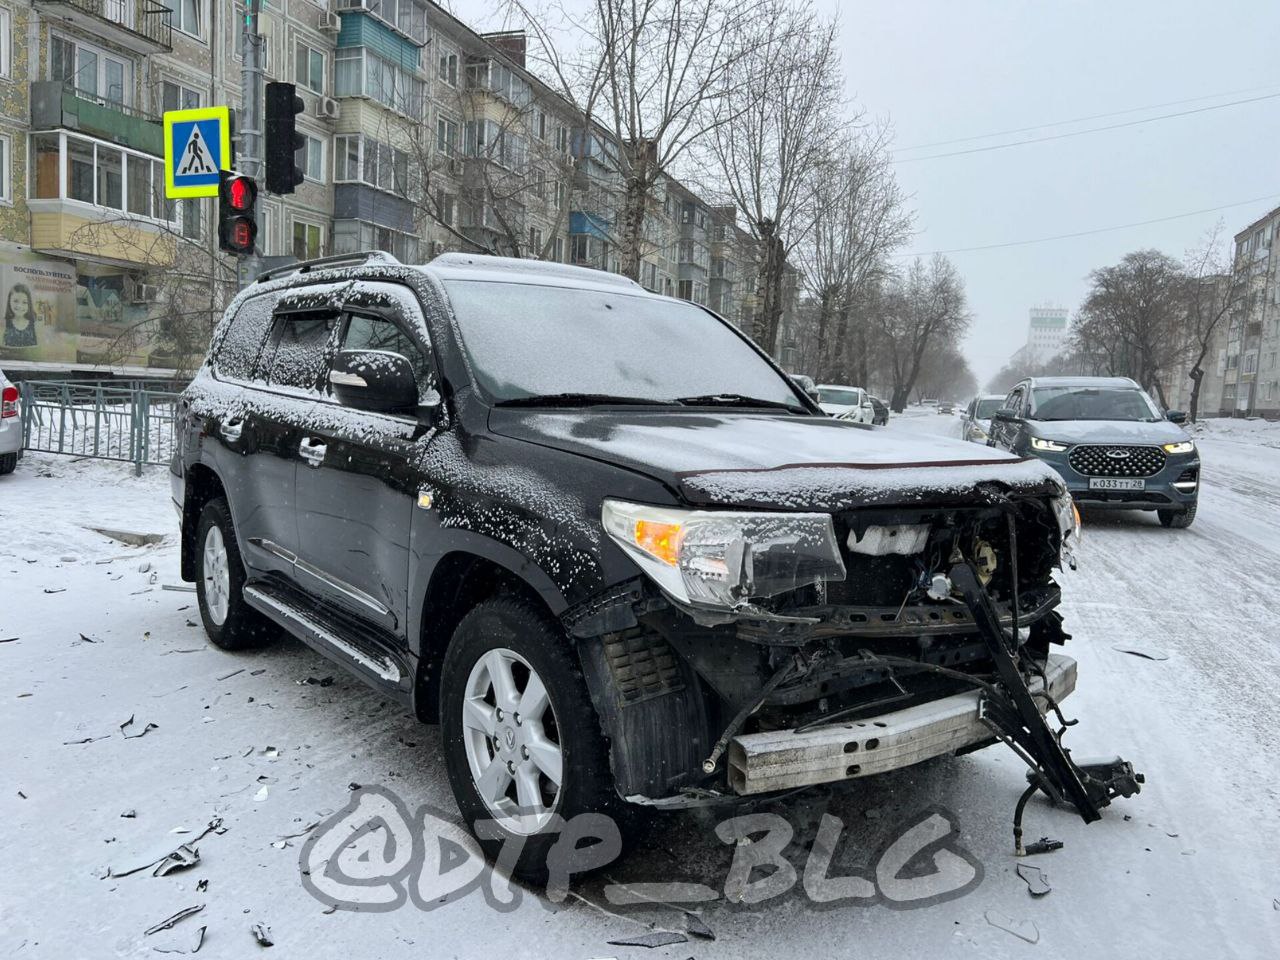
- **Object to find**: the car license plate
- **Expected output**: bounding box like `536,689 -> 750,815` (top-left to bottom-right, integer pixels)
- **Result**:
1089,477 -> 1145,491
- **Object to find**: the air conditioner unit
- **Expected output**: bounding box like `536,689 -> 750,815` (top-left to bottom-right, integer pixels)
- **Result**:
319,10 -> 341,31
131,282 -> 159,304
315,96 -> 340,120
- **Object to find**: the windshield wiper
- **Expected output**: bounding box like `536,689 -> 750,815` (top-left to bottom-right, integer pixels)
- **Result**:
674,393 -> 807,413
494,392 -> 671,408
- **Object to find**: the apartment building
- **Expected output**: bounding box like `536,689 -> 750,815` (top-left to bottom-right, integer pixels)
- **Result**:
0,0 -> 782,376
1216,206 -> 1280,418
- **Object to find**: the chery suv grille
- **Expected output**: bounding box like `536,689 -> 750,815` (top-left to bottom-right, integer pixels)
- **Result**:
1068,444 -> 1165,478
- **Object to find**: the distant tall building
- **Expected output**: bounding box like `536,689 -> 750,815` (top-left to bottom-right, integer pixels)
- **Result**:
1025,307 -> 1069,362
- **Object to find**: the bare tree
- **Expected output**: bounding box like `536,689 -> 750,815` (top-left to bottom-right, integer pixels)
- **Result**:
1181,223 -> 1250,421
708,0 -> 844,355
1071,249 -> 1189,407
795,123 -> 913,380
507,0 -> 767,279
877,255 -> 971,411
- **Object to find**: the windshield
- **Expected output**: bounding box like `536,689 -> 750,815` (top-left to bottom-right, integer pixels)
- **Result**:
975,398 -> 1003,419
1031,386 -> 1161,421
445,280 -> 804,408
818,388 -> 862,406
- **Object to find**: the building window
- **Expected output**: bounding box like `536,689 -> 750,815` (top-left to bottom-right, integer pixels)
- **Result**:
296,134 -> 324,182
293,220 -> 324,260
438,51 -> 458,87
554,181 -> 566,208
178,198 -> 202,241
161,80 -> 202,112
0,8 -> 11,79
165,0 -> 202,38
0,135 -> 9,203
337,0 -> 427,43
552,236 -> 564,263
528,226 -> 543,256
335,48 -> 425,116
31,131 -> 172,222
333,219 -> 419,262
434,189 -> 455,226
533,108 -> 547,141
50,36 -> 133,107
295,42 -> 325,94
436,116 -> 458,157
333,134 -> 407,193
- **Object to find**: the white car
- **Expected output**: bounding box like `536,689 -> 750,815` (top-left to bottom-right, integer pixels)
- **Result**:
816,384 -> 875,424
960,394 -> 1005,444
0,369 -> 22,475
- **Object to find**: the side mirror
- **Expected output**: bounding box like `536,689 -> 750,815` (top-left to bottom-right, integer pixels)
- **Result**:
994,407 -> 1019,422
329,349 -> 418,414
1166,410 -> 1187,424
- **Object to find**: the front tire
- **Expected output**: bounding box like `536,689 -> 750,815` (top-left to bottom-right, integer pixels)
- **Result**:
440,596 -> 627,881
195,498 -> 275,650
1158,502 -> 1197,528
0,451 -> 16,475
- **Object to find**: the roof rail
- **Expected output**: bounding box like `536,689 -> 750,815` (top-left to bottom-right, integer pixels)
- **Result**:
255,251 -> 401,283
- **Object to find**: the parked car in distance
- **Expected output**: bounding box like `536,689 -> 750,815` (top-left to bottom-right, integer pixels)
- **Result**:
961,394 -> 1005,443
816,383 -> 875,424
868,395 -> 889,426
920,397 -> 937,407
988,376 -> 1199,528
790,373 -> 821,403
938,401 -> 955,415
0,369 -> 22,476
173,252 -> 1084,878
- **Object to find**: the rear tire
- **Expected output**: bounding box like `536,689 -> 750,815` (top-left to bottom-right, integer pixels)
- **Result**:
440,595 -> 632,881
195,498 -> 276,650
0,451 -> 16,475
1158,503 -> 1197,528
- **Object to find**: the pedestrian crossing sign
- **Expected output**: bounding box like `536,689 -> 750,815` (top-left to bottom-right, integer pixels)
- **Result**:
164,106 -> 232,199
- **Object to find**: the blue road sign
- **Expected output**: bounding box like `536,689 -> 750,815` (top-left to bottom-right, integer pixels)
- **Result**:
164,106 -> 231,199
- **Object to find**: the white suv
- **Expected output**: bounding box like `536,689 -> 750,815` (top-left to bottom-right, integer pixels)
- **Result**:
816,383 -> 874,424
0,369 -> 21,475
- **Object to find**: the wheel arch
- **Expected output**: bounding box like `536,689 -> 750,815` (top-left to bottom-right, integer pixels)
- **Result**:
180,462 -> 228,581
412,549 -> 564,723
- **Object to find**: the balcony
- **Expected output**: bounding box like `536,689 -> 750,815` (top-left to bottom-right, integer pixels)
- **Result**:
34,0 -> 172,52
31,81 -> 163,156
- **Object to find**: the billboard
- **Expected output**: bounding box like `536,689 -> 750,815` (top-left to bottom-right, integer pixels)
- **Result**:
0,254 -> 78,363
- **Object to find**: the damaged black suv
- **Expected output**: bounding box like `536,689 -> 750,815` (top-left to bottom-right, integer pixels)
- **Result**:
173,252 -> 1130,875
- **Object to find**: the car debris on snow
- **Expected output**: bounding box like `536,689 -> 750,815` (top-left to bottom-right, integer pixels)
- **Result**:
144,904 -> 204,936
62,734 -> 111,745
162,584 -> 197,593
120,810 -> 136,818
153,925 -> 206,954
75,633 -> 101,644
605,931 -> 689,949
0,636 -> 19,643
1113,646 -> 1170,661
685,913 -> 716,940
984,911 -> 1040,944
297,676 -> 334,687
1016,862 -> 1051,897
119,715 -> 159,739
153,844 -> 200,877
251,922 -> 274,947
1022,837 -> 1064,855
86,527 -> 165,547
216,668 -> 245,681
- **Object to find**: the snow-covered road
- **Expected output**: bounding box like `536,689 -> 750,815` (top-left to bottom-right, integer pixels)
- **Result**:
2,413 -> 1277,959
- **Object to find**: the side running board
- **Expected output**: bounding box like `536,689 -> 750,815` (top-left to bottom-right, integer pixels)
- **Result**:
243,583 -> 405,688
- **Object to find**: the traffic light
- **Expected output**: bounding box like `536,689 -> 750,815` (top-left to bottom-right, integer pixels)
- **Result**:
264,81 -> 305,194
218,171 -> 258,255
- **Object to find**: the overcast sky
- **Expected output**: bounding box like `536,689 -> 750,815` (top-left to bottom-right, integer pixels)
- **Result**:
470,0 -> 1280,386
817,0 -> 1280,384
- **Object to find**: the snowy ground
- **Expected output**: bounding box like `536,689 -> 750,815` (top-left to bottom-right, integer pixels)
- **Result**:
2,413 -> 1278,959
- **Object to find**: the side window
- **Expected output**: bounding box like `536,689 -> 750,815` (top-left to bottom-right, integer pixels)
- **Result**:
213,293 -> 278,380
339,312 -> 435,398
1004,388 -> 1021,415
259,312 -> 338,391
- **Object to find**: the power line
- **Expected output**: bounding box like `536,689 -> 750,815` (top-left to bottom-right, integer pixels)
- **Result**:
891,92 -> 1280,163
899,193 -> 1280,257
894,83 -> 1280,152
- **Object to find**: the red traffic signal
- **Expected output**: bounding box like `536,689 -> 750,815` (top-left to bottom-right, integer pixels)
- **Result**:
218,171 -> 258,255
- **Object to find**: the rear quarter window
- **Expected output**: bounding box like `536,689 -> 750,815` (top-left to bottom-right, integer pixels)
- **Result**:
259,313 -> 338,391
213,293 -> 278,381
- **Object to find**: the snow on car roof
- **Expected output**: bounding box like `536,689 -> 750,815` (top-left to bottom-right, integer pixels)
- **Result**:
1027,376 -> 1139,388
423,252 -> 645,293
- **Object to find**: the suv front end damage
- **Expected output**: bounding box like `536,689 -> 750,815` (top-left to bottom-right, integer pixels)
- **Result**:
571,466 -> 1139,839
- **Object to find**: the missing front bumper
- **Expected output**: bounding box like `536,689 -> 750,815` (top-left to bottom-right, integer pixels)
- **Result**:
727,653 -> 1077,795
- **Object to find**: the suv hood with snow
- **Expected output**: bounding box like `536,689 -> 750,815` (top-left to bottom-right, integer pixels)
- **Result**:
1026,418 -> 1190,445
490,410 -> 1064,511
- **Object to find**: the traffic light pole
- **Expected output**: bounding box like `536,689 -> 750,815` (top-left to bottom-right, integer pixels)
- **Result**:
237,0 -> 264,290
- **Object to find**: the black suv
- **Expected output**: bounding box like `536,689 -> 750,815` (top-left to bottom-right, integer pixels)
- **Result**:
172,253 -> 1090,873
988,376 -> 1199,528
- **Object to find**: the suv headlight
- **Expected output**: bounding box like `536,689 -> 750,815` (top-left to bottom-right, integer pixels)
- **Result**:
1031,437 -> 1070,452
1161,440 -> 1195,454
602,499 -> 847,610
